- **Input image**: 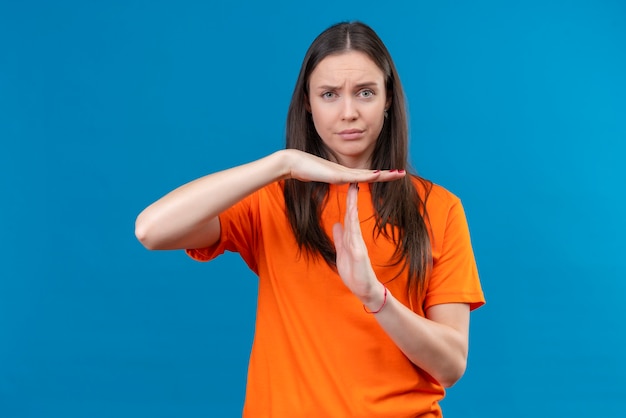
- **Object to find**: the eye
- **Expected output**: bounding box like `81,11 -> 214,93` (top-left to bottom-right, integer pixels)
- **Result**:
322,91 -> 336,99
359,89 -> 375,98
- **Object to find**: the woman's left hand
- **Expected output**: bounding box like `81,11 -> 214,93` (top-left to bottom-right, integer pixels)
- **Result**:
332,183 -> 385,309
332,183 -> 471,387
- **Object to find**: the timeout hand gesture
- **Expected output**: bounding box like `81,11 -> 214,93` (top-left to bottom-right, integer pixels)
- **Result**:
332,183 -> 386,309
285,149 -> 405,184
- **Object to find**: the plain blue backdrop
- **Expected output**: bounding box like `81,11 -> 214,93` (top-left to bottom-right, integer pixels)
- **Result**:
2,0 -> 625,417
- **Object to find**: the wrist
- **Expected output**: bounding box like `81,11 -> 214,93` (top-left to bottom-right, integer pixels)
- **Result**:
362,283 -> 388,314
273,149 -> 297,180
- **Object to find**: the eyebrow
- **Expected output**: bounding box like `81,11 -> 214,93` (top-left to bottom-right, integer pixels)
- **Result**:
314,81 -> 381,91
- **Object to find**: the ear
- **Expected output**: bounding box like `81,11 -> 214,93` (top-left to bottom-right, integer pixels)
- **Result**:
385,96 -> 392,111
304,94 -> 311,113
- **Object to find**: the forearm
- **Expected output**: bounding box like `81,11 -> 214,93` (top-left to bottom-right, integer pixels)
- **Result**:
135,150 -> 290,250
333,184 -> 470,387
363,286 -> 470,388
136,149 -> 397,251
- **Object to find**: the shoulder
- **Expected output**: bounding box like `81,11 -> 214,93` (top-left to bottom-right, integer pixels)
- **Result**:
410,175 -> 461,211
262,181 -> 286,203
243,181 -> 285,204
409,176 -> 468,241
218,181 -> 285,226
241,181 -> 286,214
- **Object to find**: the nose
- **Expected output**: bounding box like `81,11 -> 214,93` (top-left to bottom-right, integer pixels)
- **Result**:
341,97 -> 358,121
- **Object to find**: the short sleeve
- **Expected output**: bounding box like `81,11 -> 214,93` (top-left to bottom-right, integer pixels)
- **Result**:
185,191 -> 260,274
424,198 -> 485,311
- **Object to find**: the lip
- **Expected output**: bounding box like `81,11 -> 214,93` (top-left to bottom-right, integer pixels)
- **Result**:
337,129 -> 365,140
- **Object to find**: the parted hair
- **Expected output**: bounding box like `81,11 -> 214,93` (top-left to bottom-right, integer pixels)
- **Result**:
283,21 -> 432,296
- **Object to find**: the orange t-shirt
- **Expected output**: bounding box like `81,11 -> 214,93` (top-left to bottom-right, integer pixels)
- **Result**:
187,179 -> 485,417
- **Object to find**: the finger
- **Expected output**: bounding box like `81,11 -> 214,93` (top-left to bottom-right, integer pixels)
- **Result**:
345,184 -> 365,252
329,169 -> 383,185
338,169 -> 405,184
366,169 -> 407,183
345,183 -> 358,230
332,222 -> 344,253
341,186 -> 353,248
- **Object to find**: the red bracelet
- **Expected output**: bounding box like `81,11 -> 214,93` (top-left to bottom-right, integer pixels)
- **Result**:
363,286 -> 388,314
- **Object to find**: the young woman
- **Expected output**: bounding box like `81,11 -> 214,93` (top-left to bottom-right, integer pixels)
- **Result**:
136,21 -> 484,417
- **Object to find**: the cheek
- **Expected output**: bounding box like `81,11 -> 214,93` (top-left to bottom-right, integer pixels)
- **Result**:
310,106 -> 333,131
366,107 -> 385,128
311,117 -> 330,143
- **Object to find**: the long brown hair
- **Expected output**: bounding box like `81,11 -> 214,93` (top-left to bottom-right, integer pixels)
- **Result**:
283,21 -> 432,296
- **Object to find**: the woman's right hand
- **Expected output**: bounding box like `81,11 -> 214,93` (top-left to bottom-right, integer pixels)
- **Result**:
282,149 -> 406,184
135,149 -> 405,251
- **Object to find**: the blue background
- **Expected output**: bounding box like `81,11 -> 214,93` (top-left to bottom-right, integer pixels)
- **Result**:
2,0 -> 625,416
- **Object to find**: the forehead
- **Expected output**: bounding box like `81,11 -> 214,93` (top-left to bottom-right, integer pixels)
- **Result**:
309,51 -> 385,85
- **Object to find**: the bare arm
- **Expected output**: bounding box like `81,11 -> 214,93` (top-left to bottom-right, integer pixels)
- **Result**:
367,291 -> 469,388
332,184 -> 470,388
135,149 -> 405,250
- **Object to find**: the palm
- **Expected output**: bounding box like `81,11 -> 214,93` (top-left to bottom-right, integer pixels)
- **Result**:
286,149 -> 405,184
332,184 -> 378,299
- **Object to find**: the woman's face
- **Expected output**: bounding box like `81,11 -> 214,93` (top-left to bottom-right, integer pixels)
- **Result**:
307,51 -> 390,169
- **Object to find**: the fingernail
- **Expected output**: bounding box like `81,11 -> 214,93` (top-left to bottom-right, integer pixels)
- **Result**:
373,170 -> 381,173
398,169 -> 405,173
389,169 -> 397,173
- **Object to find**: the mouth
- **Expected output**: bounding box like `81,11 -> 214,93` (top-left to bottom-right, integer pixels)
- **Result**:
337,129 -> 365,140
